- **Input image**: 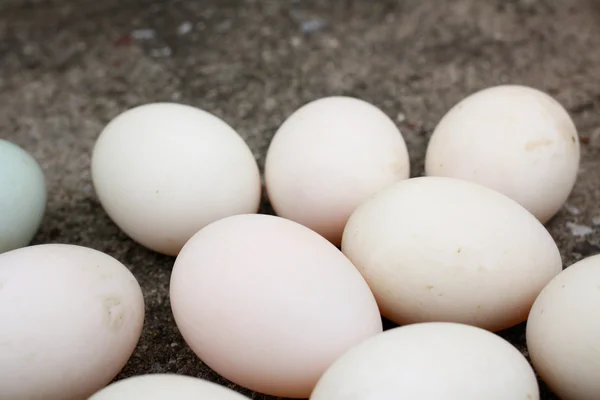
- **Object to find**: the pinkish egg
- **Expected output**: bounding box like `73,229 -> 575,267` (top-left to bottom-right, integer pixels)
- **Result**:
170,214 -> 382,398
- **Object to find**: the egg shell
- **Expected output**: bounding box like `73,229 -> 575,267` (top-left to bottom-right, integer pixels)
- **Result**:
341,176 -> 562,331
265,96 -> 410,246
0,139 -> 46,254
91,102 -> 261,256
0,244 -> 145,400
87,374 -> 250,399
425,84 -> 580,223
169,214 -> 383,398
526,254 -> 600,400
310,322 -> 540,400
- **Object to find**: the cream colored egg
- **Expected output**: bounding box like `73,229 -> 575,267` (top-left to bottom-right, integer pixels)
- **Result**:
170,214 -> 382,398
92,102 -> 261,256
0,244 -> 145,400
425,85 -> 580,223
87,374 -> 250,399
265,96 -> 410,246
341,176 -> 562,331
526,254 -> 600,400
310,322 -> 539,400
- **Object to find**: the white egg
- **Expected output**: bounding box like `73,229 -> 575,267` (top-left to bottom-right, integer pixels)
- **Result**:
92,102 -> 261,256
170,214 -> 382,399
87,374 -> 250,399
265,96 -> 410,246
310,322 -> 539,400
0,244 -> 145,400
425,85 -> 580,223
342,176 -> 562,331
526,254 -> 600,400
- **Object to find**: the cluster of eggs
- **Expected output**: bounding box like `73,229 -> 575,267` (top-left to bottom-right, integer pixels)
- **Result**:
0,84 -> 597,400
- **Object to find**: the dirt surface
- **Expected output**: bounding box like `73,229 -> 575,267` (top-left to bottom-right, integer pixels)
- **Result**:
1,0 -> 599,398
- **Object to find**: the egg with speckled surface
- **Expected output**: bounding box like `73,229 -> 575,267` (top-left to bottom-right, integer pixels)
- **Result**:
0,139 -> 46,254
0,244 -> 145,400
342,176 -> 562,332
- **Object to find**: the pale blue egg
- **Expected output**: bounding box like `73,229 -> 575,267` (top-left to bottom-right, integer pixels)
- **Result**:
0,139 -> 46,253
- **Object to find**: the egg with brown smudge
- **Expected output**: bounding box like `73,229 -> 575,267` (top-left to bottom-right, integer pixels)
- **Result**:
0,244 -> 144,400
425,84 -> 580,223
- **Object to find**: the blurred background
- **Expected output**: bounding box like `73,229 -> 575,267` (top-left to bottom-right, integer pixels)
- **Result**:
1,1 -> 599,399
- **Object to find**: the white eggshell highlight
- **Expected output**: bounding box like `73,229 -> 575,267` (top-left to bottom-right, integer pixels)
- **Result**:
87,374 -> 250,400
310,322 -> 539,400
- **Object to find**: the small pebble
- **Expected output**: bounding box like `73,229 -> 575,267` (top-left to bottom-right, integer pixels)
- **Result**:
177,21 -> 193,36
150,47 -> 172,58
566,222 -> 594,237
216,20 -> 233,32
322,36 -> 339,48
564,203 -> 581,215
301,19 -> 327,34
264,97 -> 277,111
290,37 -> 302,47
131,29 -> 156,40
151,363 -> 164,372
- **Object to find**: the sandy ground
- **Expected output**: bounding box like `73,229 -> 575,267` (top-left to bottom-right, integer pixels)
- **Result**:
1,0 -> 600,398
